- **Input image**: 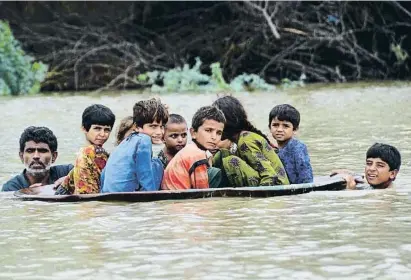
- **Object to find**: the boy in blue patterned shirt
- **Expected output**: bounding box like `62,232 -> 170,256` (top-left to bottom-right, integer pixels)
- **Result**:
268,104 -> 313,184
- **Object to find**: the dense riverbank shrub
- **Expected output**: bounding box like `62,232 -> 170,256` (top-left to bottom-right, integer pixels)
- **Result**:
0,20 -> 48,96
137,57 -> 275,93
1,2 -> 410,91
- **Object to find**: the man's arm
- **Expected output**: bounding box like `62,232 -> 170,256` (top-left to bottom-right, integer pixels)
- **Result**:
2,182 -> 17,192
51,164 -> 74,190
55,164 -> 74,177
2,175 -> 27,192
330,169 -> 364,189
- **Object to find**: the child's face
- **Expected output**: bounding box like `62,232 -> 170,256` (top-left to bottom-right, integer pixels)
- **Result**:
83,124 -> 112,146
138,121 -> 164,144
270,117 -> 295,143
190,119 -> 224,150
164,122 -> 188,155
365,157 -> 398,187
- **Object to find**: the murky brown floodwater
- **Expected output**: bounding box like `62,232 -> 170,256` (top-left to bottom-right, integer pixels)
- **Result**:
1,82 -> 411,279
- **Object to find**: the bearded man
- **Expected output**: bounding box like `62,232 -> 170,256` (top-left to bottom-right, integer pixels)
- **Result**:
2,126 -> 73,192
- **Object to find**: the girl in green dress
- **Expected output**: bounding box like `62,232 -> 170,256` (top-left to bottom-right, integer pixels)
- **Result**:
212,96 -> 289,187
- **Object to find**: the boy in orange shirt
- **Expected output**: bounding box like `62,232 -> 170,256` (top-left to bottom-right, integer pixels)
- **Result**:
161,106 -> 226,190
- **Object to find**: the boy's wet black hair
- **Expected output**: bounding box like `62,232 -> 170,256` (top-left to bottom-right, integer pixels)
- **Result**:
366,143 -> 401,171
213,95 -> 270,143
133,98 -> 169,128
167,114 -> 187,128
82,104 -> 116,131
268,104 -> 300,130
19,126 -> 58,152
191,106 -> 226,131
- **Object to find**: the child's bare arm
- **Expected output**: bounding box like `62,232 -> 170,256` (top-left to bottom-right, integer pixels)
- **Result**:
330,169 -> 364,189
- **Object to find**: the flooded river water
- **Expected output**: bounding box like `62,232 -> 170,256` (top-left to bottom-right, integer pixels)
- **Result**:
0,82 -> 410,279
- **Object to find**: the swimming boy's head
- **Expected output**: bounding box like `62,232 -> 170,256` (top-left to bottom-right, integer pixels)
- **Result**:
164,114 -> 188,155
190,106 -> 226,150
115,116 -> 134,146
365,143 -> 401,188
269,104 -> 300,145
133,98 -> 169,144
82,104 -> 116,146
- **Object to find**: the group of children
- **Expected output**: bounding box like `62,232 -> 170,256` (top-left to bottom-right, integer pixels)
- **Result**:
54,95 -> 402,195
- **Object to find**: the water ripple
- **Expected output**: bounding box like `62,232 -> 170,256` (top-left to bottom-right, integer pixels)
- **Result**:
1,84 -> 411,279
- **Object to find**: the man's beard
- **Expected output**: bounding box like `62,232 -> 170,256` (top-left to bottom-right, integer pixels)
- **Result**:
25,163 -> 51,177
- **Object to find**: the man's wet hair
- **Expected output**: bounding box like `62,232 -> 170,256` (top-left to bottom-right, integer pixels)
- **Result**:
191,106 -> 226,131
268,104 -> 300,130
213,95 -> 270,143
19,126 -> 58,153
366,143 -> 401,171
133,98 -> 169,128
82,104 -> 116,131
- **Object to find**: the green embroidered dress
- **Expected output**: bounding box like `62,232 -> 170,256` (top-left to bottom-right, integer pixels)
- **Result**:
213,131 -> 289,187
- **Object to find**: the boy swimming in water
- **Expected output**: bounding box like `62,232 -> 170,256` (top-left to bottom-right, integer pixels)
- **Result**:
331,143 -> 401,189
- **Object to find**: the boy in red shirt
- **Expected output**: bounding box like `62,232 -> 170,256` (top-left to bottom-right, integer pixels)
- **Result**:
161,106 -> 226,190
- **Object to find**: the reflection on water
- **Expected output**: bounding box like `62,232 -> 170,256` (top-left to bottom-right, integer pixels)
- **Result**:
0,82 -> 411,279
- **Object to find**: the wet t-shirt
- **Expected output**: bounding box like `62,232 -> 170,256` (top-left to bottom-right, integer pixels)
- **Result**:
1,164 -> 74,192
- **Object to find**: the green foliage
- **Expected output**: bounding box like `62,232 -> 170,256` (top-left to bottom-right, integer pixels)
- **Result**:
137,57 -> 277,93
0,20 -> 48,96
281,73 -> 306,89
210,62 -> 230,90
230,74 -> 275,92
390,43 -> 408,63
139,58 -> 211,93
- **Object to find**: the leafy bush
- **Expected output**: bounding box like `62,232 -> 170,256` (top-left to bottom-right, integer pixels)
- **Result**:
0,20 -> 48,96
280,73 -> 306,89
137,57 -> 276,93
230,73 -> 275,92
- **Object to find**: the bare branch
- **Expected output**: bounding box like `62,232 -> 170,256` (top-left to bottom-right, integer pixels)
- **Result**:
244,0 -> 281,39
